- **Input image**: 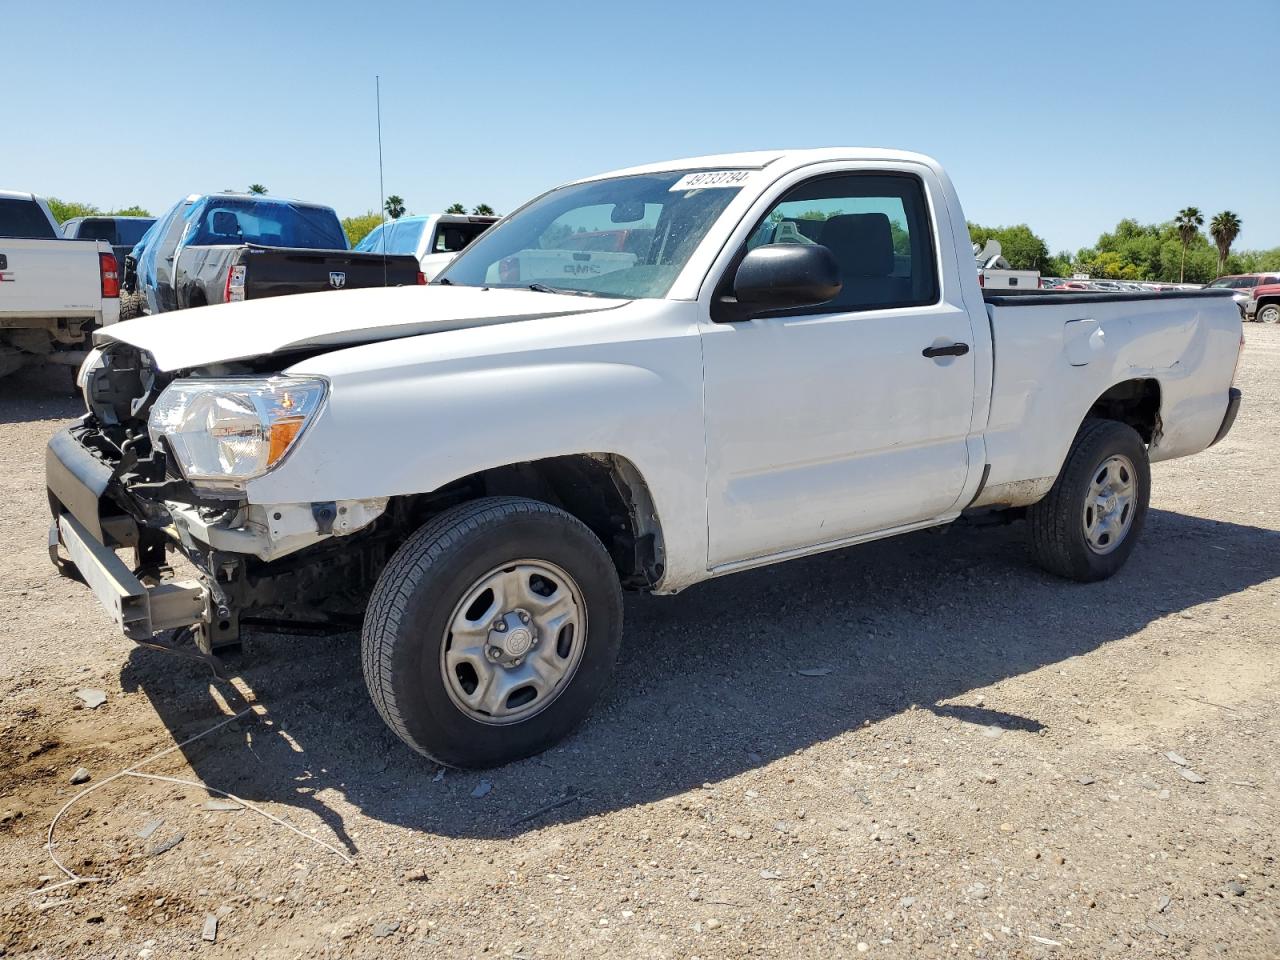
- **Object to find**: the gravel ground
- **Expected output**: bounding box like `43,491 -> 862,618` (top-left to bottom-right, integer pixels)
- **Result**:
0,329 -> 1277,959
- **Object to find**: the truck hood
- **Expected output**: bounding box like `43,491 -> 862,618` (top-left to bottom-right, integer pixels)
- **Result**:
96,285 -> 628,371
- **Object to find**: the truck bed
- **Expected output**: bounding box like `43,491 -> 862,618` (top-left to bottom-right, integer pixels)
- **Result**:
975,287 -> 1242,513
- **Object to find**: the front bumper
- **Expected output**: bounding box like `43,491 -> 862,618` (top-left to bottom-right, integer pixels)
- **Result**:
46,426 -> 211,644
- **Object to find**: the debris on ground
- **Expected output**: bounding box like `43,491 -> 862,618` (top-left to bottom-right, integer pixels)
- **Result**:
75,689 -> 106,709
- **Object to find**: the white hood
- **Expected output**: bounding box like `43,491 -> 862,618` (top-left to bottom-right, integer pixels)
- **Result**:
97,285 -> 626,371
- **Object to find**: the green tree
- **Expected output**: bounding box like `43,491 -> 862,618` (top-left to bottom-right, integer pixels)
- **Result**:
472,203 -> 495,216
109,205 -> 152,217
1209,211 -> 1242,277
248,184 -> 268,195
1174,207 -> 1204,283
384,195 -> 406,219
445,203 -> 467,214
45,198 -> 100,223
966,223 -> 1053,272
340,211 -> 383,247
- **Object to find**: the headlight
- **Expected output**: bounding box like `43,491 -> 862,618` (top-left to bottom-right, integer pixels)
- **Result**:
148,377 -> 327,490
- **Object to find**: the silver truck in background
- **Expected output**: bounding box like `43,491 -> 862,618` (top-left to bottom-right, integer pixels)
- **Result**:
0,190 -> 120,378
974,238 -> 1041,290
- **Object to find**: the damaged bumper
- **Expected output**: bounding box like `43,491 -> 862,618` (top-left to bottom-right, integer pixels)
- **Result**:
46,427 -> 211,644
50,511 -> 209,641
47,423 -> 390,652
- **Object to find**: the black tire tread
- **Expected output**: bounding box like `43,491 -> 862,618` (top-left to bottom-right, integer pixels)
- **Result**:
118,290 -> 146,321
361,496 -> 604,764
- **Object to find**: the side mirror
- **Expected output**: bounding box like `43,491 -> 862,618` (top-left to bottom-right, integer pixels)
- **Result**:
732,243 -> 842,310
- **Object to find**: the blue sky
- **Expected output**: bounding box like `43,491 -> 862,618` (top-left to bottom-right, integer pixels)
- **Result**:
3,0 -> 1276,253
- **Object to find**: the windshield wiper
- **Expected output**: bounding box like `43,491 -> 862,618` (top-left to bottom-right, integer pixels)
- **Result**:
527,282 -> 599,297
434,277 -> 452,285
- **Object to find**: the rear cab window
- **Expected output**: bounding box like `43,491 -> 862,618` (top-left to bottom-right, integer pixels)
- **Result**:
433,221 -> 490,253
0,198 -> 57,239
184,199 -> 347,250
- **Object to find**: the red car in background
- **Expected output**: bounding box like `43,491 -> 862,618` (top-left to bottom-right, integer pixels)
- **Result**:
1205,273 -> 1280,322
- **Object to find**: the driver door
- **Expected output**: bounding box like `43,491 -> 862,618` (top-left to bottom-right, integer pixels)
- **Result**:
700,170 -> 978,568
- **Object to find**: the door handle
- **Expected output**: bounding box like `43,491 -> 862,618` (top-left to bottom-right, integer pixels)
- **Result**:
922,342 -> 970,358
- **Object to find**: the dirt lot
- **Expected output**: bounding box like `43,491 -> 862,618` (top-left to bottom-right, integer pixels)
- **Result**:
0,329 -> 1277,960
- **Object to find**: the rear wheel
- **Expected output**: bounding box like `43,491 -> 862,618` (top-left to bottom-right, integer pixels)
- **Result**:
1026,419 -> 1150,581
362,497 -> 623,768
1258,303 -> 1280,324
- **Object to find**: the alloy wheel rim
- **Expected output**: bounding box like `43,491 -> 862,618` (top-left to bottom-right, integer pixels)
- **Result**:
1082,453 -> 1137,555
440,560 -> 586,725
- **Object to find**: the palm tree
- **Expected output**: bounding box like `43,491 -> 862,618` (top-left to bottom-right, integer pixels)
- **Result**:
1174,206 -> 1203,283
384,195 -> 406,219
1209,211 -> 1242,276
248,183 -> 268,195
472,203 -> 495,216
445,203 -> 466,214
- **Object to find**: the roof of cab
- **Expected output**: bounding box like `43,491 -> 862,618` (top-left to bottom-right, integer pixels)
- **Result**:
574,148 -> 942,184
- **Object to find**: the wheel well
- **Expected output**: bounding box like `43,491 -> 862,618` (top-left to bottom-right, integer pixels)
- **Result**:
397,454 -> 665,589
1086,378 -> 1161,443
1257,295 -> 1280,310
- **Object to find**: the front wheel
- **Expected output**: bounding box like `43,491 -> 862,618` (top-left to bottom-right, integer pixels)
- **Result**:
1026,420 -> 1151,581
362,497 -> 623,768
1258,303 -> 1280,325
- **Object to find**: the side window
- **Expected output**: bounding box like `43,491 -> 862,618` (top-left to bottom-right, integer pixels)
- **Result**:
745,173 -> 938,312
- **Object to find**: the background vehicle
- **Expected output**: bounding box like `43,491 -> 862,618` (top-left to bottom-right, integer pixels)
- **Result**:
973,239 -> 1041,289
0,189 -> 119,377
1249,279 -> 1280,323
355,214 -> 497,282
50,149 -> 1242,769
1206,273 -> 1280,321
61,215 -> 155,267
125,193 -> 422,317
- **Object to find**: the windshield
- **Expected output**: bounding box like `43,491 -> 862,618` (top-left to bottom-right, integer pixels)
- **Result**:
184,198 -> 347,250
436,171 -> 745,298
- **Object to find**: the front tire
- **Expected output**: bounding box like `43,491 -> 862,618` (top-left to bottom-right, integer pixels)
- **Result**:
362,497 -> 623,768
1026,419 -> 1150,581
1258,303 -> 1280,324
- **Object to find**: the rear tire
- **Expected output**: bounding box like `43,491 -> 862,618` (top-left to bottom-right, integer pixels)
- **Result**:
1026,419 -> 1150,582
1258,303 -> 1280,324
362,496 -> 623,768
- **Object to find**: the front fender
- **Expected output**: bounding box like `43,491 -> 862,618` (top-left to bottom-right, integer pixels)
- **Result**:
246,309 -> 709,589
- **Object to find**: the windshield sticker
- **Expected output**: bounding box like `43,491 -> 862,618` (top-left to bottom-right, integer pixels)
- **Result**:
669,170 -> 754,192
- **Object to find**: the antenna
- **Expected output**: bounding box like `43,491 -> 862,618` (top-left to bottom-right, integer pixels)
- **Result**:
376,74 -> 387,287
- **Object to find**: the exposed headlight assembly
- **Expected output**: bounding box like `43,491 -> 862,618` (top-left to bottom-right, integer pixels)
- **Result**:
148,377 -> 327,491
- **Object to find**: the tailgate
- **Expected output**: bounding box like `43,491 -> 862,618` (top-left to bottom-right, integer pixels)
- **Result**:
242,246 -> 420,300
0,238 -> 104,317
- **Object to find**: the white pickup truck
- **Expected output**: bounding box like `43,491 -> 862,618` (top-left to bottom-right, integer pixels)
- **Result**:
1,190 -> 120,377
48,149 -> 1242,768
353,213 -> 498,282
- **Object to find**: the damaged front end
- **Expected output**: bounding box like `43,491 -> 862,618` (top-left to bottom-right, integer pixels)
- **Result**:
47,343 -> 394,656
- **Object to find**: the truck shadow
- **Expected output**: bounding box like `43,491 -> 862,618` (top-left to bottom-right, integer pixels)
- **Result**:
119,507 -> 1279,852
0,363 -> 82,425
